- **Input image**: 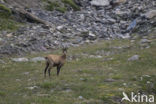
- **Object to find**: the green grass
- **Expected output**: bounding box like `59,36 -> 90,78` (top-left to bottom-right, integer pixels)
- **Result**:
43,0 -> 80,12
45,1 -> 60,11
56,7 -> 67,13
0,4 -> 11,18
0,18 -> 20,31
0,32 -> 156,104
0,4 -> 21,31
62,0 -> 80,11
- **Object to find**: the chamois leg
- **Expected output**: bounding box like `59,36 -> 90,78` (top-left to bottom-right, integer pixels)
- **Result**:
44,61 -> 49,77
57,66 -> 61,76
48,66 -> 53,77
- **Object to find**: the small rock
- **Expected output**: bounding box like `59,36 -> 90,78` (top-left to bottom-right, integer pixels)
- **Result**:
65,89 -> 72,93
0,59 -> 5,64
0,38 -> 3,41
110,0 -> 126,5
80,78 -> 85,81
91,0 -> 110,6
30,57 -> 45,62
56,25 -> 64,30
118,88 -> 124,91
16,79 -> 21,82
6,33 -> 13,38
89,55 -> 102,58
78,96 -> 83,99
103,57 -> 114,61
0,0 -> 5,3
37,94 -> 50,97
142,75 -> 151,77
89,31 -> 96,37
127,19 -> 137,31
128,55 -> 139,61
12,58 -> 29,62
27,86 -> 38,90
85,40 -> 90,43
23,72 -> 29,75
123,83 -> 127,86
50,89 -> 54,93
104,78 -> 116,82
145,10 -> 156,19
140,39 -> 150,44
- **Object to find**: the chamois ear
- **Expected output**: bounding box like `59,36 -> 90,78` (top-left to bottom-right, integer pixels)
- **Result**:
62,47 -> 68,52
62,45 -> 68,53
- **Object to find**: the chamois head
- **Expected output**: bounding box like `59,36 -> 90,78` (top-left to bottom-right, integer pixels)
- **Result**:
62,47 -> 68,54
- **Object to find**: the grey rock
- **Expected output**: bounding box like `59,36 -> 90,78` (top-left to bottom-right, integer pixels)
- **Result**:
12,58 -> 29,62
37,94 -> 50,97
78,96 -> 83,99
0,38 -> 3,41
23,72 -> 29,75
127,19 -> 137,31
56,25 -> 64,30
0,0 -> 5,3
30,57 -> 45,62
110,0 -> 126,5
16,79 -> 21,82
104,78 -> 116,82
0,59 -> 5,64
89,55 -> 102,58
140,39 -> 150,44
89,31 -> 96,37
128,55 -> 139,61
80,78 -> 85,81
27,86 -> 38,90
145,10 -> 156,19
91,0 -> 110,6
65,89 -> 72,93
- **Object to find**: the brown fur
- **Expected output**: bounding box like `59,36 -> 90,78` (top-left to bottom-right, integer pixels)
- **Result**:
44,48 -> 67,77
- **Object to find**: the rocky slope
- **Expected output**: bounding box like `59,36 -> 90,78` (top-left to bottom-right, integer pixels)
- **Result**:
0,0 -> 155,56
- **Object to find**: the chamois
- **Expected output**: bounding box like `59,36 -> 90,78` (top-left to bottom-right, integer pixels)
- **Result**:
44,47 -> 67,77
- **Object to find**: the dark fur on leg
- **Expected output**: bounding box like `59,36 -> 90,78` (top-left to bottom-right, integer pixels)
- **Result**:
57,66 -> 61,76
44,61 -> 49,77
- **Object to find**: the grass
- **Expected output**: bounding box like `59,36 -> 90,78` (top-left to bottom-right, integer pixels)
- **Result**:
0,4 -> 11,18
0,4 -> 21,31
45,1 -> 60,11
0,32 -> 156,104
0,18 -> 20,31
43,0 -> 80,12
56,7 -> 67,13
62,0 -> 80,11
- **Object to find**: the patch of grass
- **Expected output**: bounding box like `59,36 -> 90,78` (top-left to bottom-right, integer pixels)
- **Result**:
0,91 -> 5,97
43,0 -> 80,12
0,4 -> 21,31
0,18 -> 20,31
0,4 -> 11,18
0,32 -> 156,103
137,75 -> 156,94
46,1 -> 60,11
56,7 -> 67,13
62,0 -> 80,11
39,82 -> 55,89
